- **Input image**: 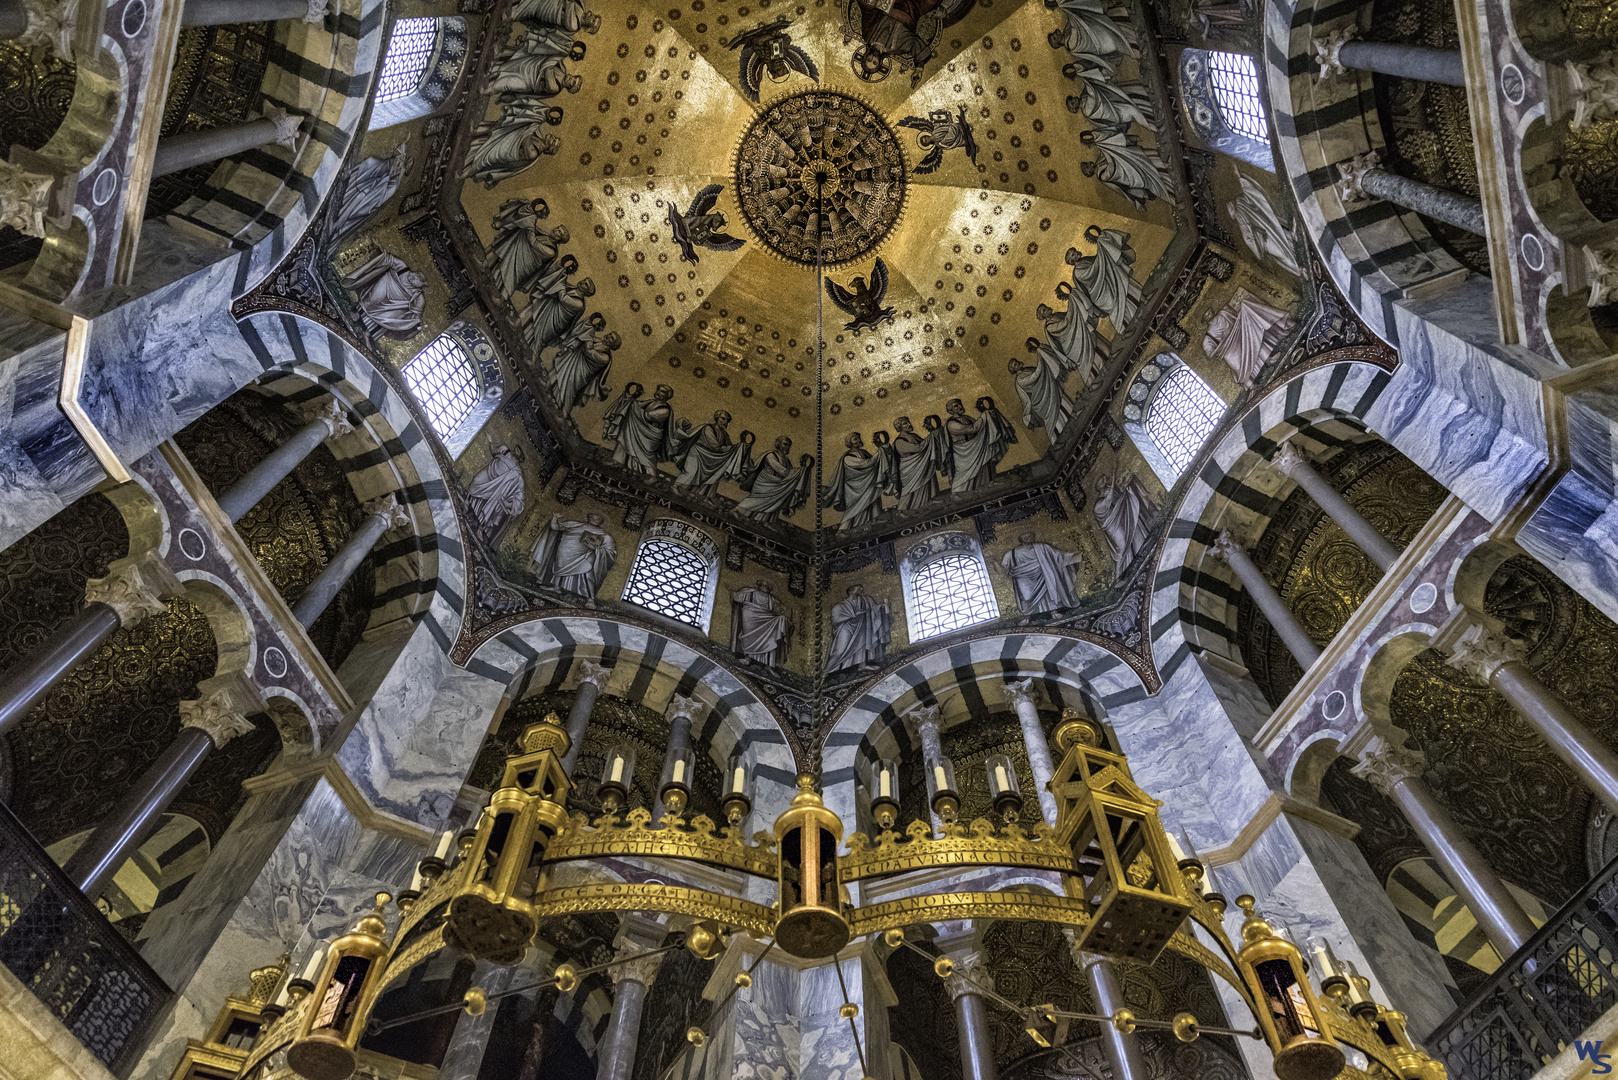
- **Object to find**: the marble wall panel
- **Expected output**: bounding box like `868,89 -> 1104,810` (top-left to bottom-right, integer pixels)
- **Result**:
1518,387 -> 1618,622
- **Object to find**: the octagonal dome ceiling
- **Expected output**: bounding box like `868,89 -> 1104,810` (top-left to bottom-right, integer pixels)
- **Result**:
448,0 -> 1186,544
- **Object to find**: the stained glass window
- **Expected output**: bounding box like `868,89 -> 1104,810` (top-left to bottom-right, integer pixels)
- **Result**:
1145,365 -> 1225,477
909,553 -> 999,640
1208,51 -> 1268,143
621,539 -> 711,627
404,334 -> 480,441
377,17 -> 438,104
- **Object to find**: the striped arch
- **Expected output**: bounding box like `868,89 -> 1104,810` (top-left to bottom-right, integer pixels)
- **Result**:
465,617 -> 801,822
172,0 -> 389,281
237,311 -> 466,650
1150,360 -> 1396,672
1262,0 -> 1470,345
820,633 -> 1147,829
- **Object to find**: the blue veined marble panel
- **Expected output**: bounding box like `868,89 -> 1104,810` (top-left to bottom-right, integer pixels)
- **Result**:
1519,389 -> 1618,622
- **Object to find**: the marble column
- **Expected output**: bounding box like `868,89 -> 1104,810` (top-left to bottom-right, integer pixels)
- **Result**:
938,934 -> 998,1080
655,694 -> 699,819
0,551 -> 182,736
596,914 -> 665,1080
153,109 -> 302,177
292,494 -> 411,627
914,704 -> 949,830
63,671 -> 265,899
1213,533 -> 1322,667
1076,947 -> 1148,1080
515,984 -> 562,1080
560,661 -> 611,776
1003,678 -> 1059,826
1312,28 -> 1464,86
183,0 -> 329,25
1449,623 -> 1618,815
422,957 -> 479,1067
1337,151 -> 1486,236
438,962 -> 520,1080
1353,736 -> 1536,956
217,400 -> 353,523
1272,444 -> 1400,572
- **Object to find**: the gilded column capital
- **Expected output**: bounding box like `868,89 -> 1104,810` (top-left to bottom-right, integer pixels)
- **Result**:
0,159 -> 55,238
84,551 -> 183,629
666,693 -> 702,726
610,941 -> 665,988
910,704 -> 942,732
1311,27 -> 1355,78
303,0 -> 337,22
307,398 -> 355,440
1446,623 -> 1523,686
367,493 -> 413,533
1336,151 -> 1383,206
1209,531 -> 1245,565
264,108 -> 303,150
1584,240 -> 1618,308
1003,676 -> 1039,712
180,671 -> 266,749
573,659 -> 612,692
1350,736 -> 1425,798
941,949 -> 994,1002
1567,57 -> 1618,130
1270,442 -> 1311,479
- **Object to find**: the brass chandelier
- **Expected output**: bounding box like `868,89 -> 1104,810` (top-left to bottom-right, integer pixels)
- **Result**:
222,707 -> 1448,1080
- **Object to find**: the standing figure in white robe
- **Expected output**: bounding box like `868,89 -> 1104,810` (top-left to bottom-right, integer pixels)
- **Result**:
1229,172 -> 1304,278
488,197 -> 569,297
532,512 -> 616,597
341,252 -> 425,339
604,383 -> 676,473
1094,471 -> 1153,576
1049,0 -> 1138,59
549,312 -> 619,417
1080,125 -> 1173,208
823,432 -> 887,531
1064,58 -> 1156,131
890,415 -> 948,511
466,441 -> 526,543
327,145 -> 406,251
487,32 -> 585,97
461,99 -> 562,188
1068,226 -> 1140,334
736,438 -> 814,523
946,397 -> 1017,493
509,0 -> 600,32
672,412 -> 752,496
998,531 -> 1083,614
1037,296 -> 1102,382
1203,288 -> 1293,387
731,581 -> 792,666
1010,354 -> 1072,441
522,260 -> 593,354
826,585 -> 893,671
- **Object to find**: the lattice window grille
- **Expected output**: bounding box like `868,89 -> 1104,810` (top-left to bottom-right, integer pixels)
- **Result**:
404,334 -> 480,441
909,553 -> 998,639
1208,51 -> 1269,143
377,17 -> 438,104
1145,365 -> 1225,477
621,539 -> 712,627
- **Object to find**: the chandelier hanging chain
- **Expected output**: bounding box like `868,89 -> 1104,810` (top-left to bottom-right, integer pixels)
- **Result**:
833,949 -> 869,1076
811,167 -> 827,730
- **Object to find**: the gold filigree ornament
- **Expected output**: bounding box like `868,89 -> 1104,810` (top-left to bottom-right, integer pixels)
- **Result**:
841,817 -> 1079,882
547,807 -> 778,877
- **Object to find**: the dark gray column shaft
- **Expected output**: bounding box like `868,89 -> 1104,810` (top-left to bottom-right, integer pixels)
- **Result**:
954,992 -> 998,1080
218,415 -> 337,523
1083,955 -> 1148,1080
594,974 -> 648,1080
1493,661 -> 1618,816
1338,41 -> 1465,86
63,726 -> 215,898
560,678 -> 602,776
1217,535 -> 1323,666
154,117 -> 287,177
1358,168 -> 1486,236
183,0 -> 314,25
0,603 -> 121,736
0,0 -> 27,39
292,504 -> 395,627
1276,448 -> 1401,572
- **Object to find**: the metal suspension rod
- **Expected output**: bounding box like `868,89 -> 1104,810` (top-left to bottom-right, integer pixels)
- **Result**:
833,950 -> 868,1076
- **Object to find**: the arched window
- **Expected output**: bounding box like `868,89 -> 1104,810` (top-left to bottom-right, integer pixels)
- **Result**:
901,532 -> 999,642
402,321 -> 503,457
620,519 -> 720,631
1124,354 -> 1227,484
370,17 -> 469,130
1180,49 -> 1273,170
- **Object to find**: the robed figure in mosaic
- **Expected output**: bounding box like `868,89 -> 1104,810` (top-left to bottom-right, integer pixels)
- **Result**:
887,415 -> 948,512
341,252 -> 425,340
523,260 -> 593,353
731,581 -> 792,666
1068,227 -> 1141,334
826,585 -> 892,671
488,198 -> 569,297
736,437 -> 814,523
1094,470 -> 1153,576
672,412 -> 752,496
549,312 -> 619,417
1079,126 -> 1174,208
946,397 -> 1017,493
1064,58 -> 1157,131
1229,172 -> 1304,278
1000,530 -> 1083,614
1049,0 -> 1138,60
533,512 -> 616,597
1009,354 -> 1072,442
462,97 -> 562,188
467,441 -> 526,543
1202,288 -> 1293,387
605,383 -> 678,473
824,432 -> 888,531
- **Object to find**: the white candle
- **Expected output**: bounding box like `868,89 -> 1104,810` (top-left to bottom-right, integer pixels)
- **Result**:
300,944 -> 327,983
994,765 -> 1010,792
732,766 -> 746,793
433,829 -> 454,860
274,979 -> 292,1008
673,759 -> 686,784
879,769 -> 891,798
1165,831 -> 1188,862
409,866 -> 426,893
933,765 -> 947,791
610,756 -> 624,783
